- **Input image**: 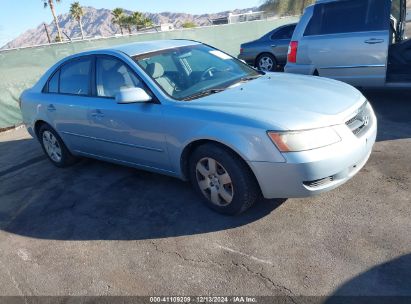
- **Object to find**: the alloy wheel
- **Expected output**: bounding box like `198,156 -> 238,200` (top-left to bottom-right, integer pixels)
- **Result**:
42,130 -> 62,163
258,56 -> 274,71
195,157 -> 234,206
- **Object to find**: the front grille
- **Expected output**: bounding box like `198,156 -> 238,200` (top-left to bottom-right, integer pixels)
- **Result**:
303,176 -> 334,188
345,102 -> 372,137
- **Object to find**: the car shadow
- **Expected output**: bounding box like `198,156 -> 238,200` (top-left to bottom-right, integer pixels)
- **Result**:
324,253 -> 411,303
0,138 -> 285,240
361,89 -> 411,142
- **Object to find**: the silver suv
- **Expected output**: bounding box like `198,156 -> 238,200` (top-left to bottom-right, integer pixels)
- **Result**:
285,0 -> 410,88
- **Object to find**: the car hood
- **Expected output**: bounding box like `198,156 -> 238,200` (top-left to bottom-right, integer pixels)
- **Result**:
185,73 -> 366,130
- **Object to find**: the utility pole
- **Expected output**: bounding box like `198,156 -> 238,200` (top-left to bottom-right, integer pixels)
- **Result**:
43,23 -> 51,43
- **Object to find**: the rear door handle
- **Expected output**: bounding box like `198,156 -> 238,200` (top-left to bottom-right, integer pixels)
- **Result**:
364,38 -> 384,44
91,109 -> 104,118
47,104 -> 56,112
271,45 -> 277,48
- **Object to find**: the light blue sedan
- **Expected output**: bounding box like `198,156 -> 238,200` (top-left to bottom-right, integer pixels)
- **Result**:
20,40 -> 377,215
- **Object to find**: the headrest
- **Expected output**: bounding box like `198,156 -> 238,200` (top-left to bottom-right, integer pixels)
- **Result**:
99,70 -> 126,97
105,71 -> 125,88
146,62 -> 164,79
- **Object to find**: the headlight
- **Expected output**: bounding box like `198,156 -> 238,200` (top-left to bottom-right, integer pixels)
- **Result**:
267,128 -> 341,152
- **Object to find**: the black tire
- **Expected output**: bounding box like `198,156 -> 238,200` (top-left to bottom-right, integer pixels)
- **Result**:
189,143 -> 260,215
256,53 -> 277,72
38,124 -> 77,168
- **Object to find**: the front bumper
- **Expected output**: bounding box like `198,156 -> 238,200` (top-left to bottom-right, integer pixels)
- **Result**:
248,108 -> 377,199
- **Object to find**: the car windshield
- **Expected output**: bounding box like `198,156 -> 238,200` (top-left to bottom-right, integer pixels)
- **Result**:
133,44 -> 261,101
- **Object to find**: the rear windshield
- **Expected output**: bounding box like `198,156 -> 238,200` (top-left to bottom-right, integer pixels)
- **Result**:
304,0 -> 390,36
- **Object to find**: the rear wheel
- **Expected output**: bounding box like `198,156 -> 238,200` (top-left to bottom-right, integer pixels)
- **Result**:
256,53 -> 277,72
189,144 -> 260,215
38,124 -> 77,168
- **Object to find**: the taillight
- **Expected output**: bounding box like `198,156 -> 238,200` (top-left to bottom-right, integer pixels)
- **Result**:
240,48 -> 244,54
287,41 -> 298,63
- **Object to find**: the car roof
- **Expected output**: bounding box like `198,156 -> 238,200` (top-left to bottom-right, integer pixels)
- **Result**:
264,23 -> 297,36
271,23 -> 297,31
74,39 -> 201,58
111,39 -> 201,56
282,23 -> 298,27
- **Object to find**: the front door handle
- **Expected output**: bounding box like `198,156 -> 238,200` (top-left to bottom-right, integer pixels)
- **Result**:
47,104 -> 56,112
271,45 -> 277,48
364,38 -> 384,44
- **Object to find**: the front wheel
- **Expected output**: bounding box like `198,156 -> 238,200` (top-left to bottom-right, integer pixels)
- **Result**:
39,124 -> 77,168
189,144 -> 260,215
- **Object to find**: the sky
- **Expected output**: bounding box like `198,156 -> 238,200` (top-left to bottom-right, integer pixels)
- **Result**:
0,0 -> 261,46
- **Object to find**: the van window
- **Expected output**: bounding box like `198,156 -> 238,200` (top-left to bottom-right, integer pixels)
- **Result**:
304,0 -> 390,36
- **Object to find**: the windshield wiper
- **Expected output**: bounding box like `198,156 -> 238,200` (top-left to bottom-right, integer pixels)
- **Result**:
239,74 -> 262,82
183,88 -> 226,101
226,74 -> 262,88
182,74 -> 262,101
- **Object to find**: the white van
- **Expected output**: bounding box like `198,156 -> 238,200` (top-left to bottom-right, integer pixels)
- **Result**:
285,0 -> 410,88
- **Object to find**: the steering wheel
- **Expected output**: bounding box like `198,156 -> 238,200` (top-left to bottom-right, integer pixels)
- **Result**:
200,67 -> 219,81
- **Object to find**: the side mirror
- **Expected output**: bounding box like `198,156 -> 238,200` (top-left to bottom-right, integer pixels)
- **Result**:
115,87 -> 152,104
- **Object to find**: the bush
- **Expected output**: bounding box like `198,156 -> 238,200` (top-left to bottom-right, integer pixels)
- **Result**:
182,21 -> 197,29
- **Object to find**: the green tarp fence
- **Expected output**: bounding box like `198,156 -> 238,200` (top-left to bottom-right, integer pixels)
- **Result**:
0,17 -> 298,129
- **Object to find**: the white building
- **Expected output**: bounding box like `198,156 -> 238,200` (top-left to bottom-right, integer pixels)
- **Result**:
160,23 -> 174,31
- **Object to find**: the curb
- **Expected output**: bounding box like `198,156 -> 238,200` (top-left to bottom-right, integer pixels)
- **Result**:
0,124 -> 25,135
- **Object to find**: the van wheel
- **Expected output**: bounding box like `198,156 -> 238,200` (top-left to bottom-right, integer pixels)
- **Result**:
39,124 -> 77,168
189,143 -> 260,215
256,53 -> 277,72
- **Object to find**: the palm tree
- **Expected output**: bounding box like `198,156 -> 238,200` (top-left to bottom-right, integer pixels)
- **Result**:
130,12 -> 153,32
43,0 -> 63,42
70,2 -> 85,39
130,11 -> 144,31
121,15 -> 133,34
300,0 -> 307,13
142,17 -> 154,29
112,8 -> 125,35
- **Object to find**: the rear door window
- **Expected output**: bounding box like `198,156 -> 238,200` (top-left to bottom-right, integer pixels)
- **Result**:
271,25 -> 296,40
59,58 -> 91,95
48,70 -> 59,93
304,0 -> 390,36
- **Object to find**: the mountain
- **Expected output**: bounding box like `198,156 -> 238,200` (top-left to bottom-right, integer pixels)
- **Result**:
2,7 -> 257,49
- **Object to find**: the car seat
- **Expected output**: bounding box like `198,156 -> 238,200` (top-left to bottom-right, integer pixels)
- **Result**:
146,62 -> 177,96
